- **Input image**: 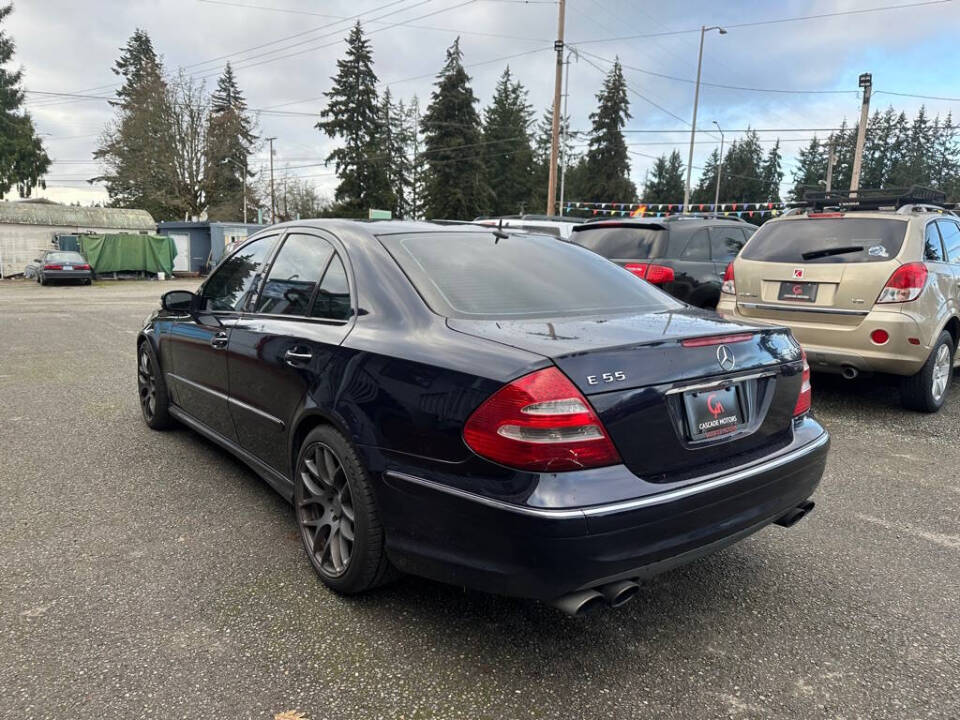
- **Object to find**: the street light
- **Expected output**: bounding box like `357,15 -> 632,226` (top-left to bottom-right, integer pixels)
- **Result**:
221,156 -> 248,224
683,24 -> 726,213
712,121 -> 724,218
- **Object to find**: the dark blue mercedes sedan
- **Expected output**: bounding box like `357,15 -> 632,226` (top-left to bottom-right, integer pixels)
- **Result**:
137,220 -> 829,615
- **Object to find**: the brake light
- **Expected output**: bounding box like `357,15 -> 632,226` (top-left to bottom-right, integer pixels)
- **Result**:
793,349 -> 811,417
809,212 -> 845,218
624,262 -> 675,284
681,333 -> 753,347
75,263 -> 90,270
43,264 -> 62,270
721,262 -> 735,294
463,367 -> 621,472
876,262 -> 927,304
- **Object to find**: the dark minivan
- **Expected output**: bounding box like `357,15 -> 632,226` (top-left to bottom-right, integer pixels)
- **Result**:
571,217 -> 757,308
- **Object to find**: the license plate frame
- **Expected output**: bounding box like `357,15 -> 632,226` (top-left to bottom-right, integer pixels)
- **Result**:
62,265 -> 74,271
682,385 -> 744,441
778,281 -> 818,302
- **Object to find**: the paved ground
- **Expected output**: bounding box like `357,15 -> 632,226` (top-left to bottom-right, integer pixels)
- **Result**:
1,278 -> 958,720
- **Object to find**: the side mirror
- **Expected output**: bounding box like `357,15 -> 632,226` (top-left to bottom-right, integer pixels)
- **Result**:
161,290 -> 198,313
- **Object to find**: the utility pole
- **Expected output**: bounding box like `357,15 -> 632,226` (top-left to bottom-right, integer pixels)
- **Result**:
683,25 -> 726,213
545,0 -> 566,216
558,48 -> 577,217
825,139 -> 837,192
849,73 -> 872,195
266,136 -> 277,223
712,121 -> 724,218
411,103 -> 420,219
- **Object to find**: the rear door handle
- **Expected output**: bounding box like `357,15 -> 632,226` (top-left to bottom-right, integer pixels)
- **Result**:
210,331 -> 228,349
284,348 -> 313,365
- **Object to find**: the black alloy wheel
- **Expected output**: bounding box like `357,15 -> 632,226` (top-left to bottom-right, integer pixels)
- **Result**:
294,426 -> 395,594
137,345 -> 172,429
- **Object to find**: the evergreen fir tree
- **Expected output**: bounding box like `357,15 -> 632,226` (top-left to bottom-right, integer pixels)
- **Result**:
317,22 -> 392,216
482,67 -> 534,216
378,89 -> 412,218
405,95 -> 426,219
94,28 -> 179,218
691,148 -> 720,204
582,60 -> 636,203
790,137 -> 828,200
529,106 -> 577,213
643,150 -> 684,203
720,130 -> 764,202
205,62 -> 257,221
931,113 -> 959,198
759,140 -> 783,202
421,38 -> 491,219
0,3 -> 49,199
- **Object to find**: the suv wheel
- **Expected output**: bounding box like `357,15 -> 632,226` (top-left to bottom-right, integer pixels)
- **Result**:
901,330 -> 954,412
294,426 -> 395,594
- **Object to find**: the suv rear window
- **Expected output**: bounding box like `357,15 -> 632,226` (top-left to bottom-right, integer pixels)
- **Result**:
571,224 -> 667,259
741,218 -> 907,263
380,231 -> 681,319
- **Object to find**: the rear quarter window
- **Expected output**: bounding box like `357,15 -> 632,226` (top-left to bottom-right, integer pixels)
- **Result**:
741,218 -> 907,263
571,225 -> 667,259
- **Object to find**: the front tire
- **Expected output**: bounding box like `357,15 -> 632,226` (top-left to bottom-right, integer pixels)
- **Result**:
137,343 -> 173,429
901,330 -> 954,412
294,426 -> 394,594
39,274 -> 47,286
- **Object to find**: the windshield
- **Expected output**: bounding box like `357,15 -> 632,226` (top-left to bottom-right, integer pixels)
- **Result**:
741,218 -> 907,263
570,225 -> 667,259
46,252 -> 85,263
379,231 -> 681,319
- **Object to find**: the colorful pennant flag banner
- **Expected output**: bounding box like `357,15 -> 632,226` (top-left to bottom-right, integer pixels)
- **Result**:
562,200 -> 789,219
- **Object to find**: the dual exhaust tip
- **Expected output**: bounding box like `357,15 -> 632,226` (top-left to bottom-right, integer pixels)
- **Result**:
551,500 -> 816,616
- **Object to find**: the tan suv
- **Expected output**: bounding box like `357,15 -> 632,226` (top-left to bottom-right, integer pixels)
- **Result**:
717,198 -> 960,412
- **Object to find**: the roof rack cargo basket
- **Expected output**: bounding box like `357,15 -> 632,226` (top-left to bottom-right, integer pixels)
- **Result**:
802,185 -> 947,212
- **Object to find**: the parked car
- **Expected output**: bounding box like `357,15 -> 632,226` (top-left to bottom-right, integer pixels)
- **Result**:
717,189 -> 960,412
137,220 -> 828,614
23,257 -> 41,279
474,215 -> 584,240
34,250 -> 92,285
570,216 -> 758,308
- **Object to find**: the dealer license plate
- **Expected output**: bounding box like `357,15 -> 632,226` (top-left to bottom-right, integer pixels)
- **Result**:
683,385 -> 743,440
778,281 -> 818,302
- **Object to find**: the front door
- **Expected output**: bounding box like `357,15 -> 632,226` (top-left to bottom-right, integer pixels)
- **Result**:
227,231 -> 354,475
165,233 -> 278,440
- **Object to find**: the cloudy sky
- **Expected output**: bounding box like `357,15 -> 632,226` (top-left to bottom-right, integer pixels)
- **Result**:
12,0 -> 960,209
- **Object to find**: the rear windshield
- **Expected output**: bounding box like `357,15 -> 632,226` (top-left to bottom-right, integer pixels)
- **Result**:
741,218 -> 907,263
379,231 -> 681,319
46,252 -> 85,263
571,225 -> 667,259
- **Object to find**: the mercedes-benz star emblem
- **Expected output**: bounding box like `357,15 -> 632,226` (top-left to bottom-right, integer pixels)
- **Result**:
716,345 -> 736,371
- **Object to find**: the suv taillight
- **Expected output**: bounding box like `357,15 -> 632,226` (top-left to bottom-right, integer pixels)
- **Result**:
463,367 -> 621,472
624,262 -> 675,285
876,262 -> 927,304
793,349 -> 811,417
721,262 -> 736,295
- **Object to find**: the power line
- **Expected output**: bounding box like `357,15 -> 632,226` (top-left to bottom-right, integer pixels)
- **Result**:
875,90 -> 960,102
569,0 -> 953,44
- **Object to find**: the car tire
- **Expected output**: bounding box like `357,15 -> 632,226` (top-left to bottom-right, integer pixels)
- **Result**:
84,279 -> 92,286
294,425 -> 396,595
901,330 -> 954,413
137,343 -> 173,429
39,274 -> 46,286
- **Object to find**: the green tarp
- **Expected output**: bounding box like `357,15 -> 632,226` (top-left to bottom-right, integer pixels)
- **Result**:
79,234 -> 177,275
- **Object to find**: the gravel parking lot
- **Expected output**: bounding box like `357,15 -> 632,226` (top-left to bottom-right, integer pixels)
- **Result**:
1,278 -> 958,720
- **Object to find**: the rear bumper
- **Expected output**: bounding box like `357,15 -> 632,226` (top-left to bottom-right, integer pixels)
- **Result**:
43,270 -> 92,281
379,421 -> 829,600
717,297 -> 929,375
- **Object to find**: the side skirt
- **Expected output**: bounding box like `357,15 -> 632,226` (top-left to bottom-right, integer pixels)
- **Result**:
169,405 -> 295,503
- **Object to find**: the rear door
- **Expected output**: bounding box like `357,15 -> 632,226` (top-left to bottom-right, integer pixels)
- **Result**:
227,231 -> 354,474
734,216 -> 909,326
935,219 -> 960,355
668,226 -> 718,306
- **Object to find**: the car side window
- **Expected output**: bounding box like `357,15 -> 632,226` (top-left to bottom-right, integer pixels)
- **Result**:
924,222 -> 945,262
709,227 -> 747,263
255,234 -> 334,316
201,235 -> 277,312
937,220 -> 960,264
310,253 -> 352,321
679,228 -> 710,260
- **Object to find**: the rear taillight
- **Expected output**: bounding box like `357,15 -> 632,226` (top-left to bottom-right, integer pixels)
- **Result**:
75,263 -> 90,270
721,262 -> 735,295
793,349 -> 811,417
624,262 -> 675,285
463,367 -> 621,472
43,264 -> 62,270
876,262 -> 927,304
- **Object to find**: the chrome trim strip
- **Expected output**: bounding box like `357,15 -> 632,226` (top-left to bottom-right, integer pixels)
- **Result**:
739,302 -> 869,317
664,369 -> 777,395
384,432 -> 829,520
167,373 -> 285,429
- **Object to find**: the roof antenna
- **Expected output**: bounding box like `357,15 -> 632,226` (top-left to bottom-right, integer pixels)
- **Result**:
492,217 -> 508,243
